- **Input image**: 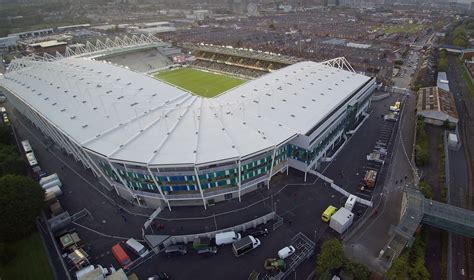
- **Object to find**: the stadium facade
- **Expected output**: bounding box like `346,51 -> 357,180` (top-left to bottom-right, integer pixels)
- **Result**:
0,41 -> 375,210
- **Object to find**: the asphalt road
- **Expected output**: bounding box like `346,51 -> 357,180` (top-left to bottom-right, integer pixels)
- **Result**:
344,90 -> 417,274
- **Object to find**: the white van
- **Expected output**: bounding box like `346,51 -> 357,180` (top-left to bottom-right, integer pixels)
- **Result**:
126,238 -> 149,258
215,231 -> 241,246
344,194 -> 357,211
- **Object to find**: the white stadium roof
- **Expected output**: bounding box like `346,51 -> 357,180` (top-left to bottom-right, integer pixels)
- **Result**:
0,57 -> 370,166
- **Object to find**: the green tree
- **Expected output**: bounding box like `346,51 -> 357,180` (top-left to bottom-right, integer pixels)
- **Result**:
316,238 -> 346,276
0,125 -> 12,145
0,144 -> 25,176
419,181 -> 433,198
0,175 -> 45,242
346,261 -> 371,280
386,251 -> 409,279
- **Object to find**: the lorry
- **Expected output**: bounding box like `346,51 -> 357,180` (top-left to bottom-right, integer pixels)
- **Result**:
41,179 -> 62,190
111,243 -> 131,268
232,235 -> 260,257
363,170 -> 377,188
45,185 -> 63,199
39,173 -> 59,186
329,207 -> 354,234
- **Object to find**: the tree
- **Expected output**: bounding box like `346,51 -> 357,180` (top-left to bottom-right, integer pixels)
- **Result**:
419,181 -> 433,199
346,262 -> 371,280
0,144 -> 25,176
316,239 -> 347,276
386,251 -> 409,280
0,175 -> 45,242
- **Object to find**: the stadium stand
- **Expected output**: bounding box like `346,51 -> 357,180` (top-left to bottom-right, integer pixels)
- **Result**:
97,47 -> 172,73
184,43 -> 301,78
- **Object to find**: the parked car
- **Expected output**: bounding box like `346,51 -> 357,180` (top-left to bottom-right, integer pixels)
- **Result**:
148,272 -> 170,280
278,246 -> 296,259
164,245 -> 187,257
247,228 -> 269,238
197,246 -> 217,257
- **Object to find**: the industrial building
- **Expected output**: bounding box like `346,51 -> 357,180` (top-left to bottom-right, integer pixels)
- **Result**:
0,39 -> 375,209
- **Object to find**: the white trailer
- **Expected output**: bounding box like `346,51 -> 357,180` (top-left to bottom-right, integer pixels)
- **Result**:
41,179 -> 62,190
45,185 -> 62,199
39,173 -> 59,186
329,208 -> 354,234
41,180 -> 63,190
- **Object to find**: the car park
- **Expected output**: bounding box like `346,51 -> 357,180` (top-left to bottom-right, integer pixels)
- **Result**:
278,246 -> 296,259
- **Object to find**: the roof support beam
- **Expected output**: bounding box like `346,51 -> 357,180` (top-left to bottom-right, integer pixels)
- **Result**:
194,166 -> 207,210
146,165 -> 171,211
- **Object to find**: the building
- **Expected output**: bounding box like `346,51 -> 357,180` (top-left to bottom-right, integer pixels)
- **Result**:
0,53 -> 375,210
416,86 -> 458,126
0,34 -> 20,50
9,28 -> 53,39
27,40 -> 68,55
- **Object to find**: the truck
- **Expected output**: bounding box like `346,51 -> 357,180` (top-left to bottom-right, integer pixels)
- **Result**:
232,235 -> 260,257
111,243 -> 131,268
41,178 -> 62,190
45,185 -> 62,199
39,173 -> 59,186
363,170 -> 377,188
329,208 -> 354,234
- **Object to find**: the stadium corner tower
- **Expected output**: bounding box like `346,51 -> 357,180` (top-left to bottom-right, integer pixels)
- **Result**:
0,42 -> 375,210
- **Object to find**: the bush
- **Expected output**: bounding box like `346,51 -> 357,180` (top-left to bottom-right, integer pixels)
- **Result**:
419,181 -> 433,199
316,239 -> 346,275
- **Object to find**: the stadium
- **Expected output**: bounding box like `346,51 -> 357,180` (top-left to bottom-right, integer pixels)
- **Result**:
0,35 -> 376,209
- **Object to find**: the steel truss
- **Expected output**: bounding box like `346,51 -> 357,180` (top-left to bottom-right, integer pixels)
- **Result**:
6,34 -> 162,74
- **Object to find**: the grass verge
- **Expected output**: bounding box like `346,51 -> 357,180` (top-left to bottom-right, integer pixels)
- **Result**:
0,232 -> 54,280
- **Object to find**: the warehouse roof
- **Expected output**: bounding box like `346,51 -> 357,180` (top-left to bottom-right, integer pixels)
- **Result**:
0,57 -> 370,166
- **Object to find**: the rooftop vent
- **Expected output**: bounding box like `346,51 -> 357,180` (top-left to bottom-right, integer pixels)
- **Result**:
60,109 -> 66,112
290,114 -> 295,117
82,124 -> 88,128
117,96 -> 124,100
70,116 -> 76,119
130,102 -> 138,107
52,102 -> 57,106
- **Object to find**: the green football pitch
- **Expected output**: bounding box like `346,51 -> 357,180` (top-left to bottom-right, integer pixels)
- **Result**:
154,68 -> 246,98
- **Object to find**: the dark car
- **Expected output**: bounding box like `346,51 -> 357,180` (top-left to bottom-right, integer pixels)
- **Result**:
197,246 -> 217,257
164,245 -> 187,257
247,228 -> 269,238
149,272 -> 170,280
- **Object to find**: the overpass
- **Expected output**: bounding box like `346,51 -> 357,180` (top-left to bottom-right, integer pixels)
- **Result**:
422,198 -> 474,238
378,188 -> 474,269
